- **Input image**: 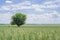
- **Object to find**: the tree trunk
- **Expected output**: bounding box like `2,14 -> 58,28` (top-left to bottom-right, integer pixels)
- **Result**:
17,25 -> 20,27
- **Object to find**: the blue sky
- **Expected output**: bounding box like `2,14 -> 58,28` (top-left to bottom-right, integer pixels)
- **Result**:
0,0 -> 60,24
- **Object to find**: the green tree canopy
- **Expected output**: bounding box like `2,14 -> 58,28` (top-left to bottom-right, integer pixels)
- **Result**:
11,13 -> 26,27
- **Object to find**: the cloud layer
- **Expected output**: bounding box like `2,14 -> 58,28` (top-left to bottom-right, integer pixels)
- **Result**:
0,0 -> 60,24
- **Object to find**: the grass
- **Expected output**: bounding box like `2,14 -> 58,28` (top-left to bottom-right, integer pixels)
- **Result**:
0,25 -> 60,40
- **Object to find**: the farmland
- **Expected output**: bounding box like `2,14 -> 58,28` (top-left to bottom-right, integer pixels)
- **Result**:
0,25 -> 60,40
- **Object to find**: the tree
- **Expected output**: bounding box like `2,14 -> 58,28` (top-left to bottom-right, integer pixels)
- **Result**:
11,21 -> 15,25
11,13 -> 26,27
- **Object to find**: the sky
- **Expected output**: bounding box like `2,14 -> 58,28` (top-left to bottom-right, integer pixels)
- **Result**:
0,0 -> 60,24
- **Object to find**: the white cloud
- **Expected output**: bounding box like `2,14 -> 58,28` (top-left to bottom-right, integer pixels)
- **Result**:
4,1 -> 32,10
0,0 -> 60,24
31,4 -> 44,12
43,1 -> 59,8
1,0 -> 59,11
10,2 -> 44,12
1,6 -> 11,11
5,0 -> 12,4
26,10 -> 60,24
11,5 -> 32,10
0,13 -> 13,24
54,0 -> 60,2
20,1 -> 31,6
0,0 -> 60,11
4,1 -> 43,11
26,14 -> 50,24
26,12 -> 60,24
0,11 -> 60,24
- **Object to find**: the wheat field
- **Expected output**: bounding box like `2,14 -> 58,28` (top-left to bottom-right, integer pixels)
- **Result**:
0,25 -> 60,40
